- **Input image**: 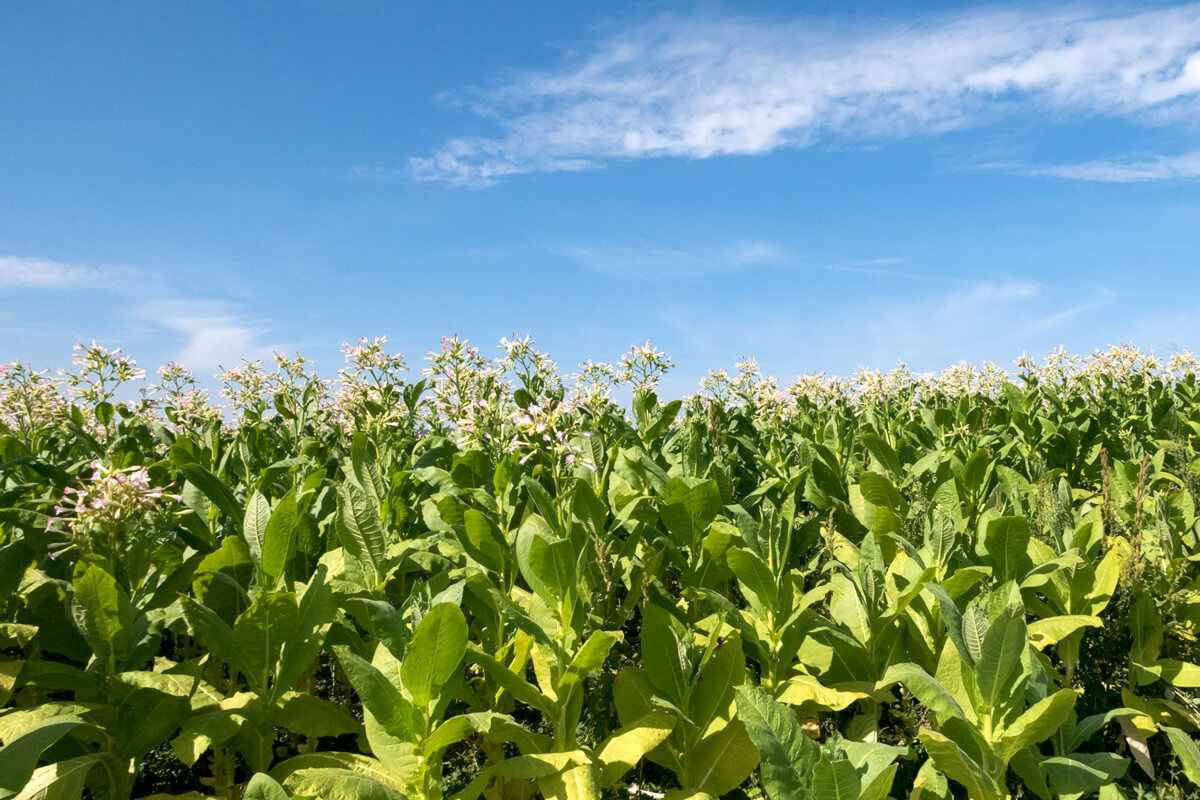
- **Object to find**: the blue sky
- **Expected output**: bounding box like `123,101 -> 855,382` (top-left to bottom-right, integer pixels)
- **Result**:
3,1 -> 1200,395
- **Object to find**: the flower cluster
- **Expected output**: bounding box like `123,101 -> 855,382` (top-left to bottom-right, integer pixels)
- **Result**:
150,362 -> 222,429
509,400 -> 595,472
617,341 -> 673,394
570,360 -> 618,417
59,342 -> 146,407
218,359 -> 273,418
0,361 -> 66,435
45,460 -> 182,560
423,335 -> 511,449
500,335 -> 563,398
331,336 -> 412,431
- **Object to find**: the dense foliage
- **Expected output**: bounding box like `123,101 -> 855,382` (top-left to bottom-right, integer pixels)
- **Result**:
4,337 -> 1200,800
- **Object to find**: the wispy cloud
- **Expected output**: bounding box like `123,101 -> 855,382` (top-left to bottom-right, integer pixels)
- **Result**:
1025,150 -> 1200,182
822,258 -> 961,284
411,4 -> 1200,185
138,300 -> 278,373
0,255 -> 104,288
548,238 -> 789,277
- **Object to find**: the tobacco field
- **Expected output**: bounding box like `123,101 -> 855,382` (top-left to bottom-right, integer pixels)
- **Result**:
5,336 -> 1200,800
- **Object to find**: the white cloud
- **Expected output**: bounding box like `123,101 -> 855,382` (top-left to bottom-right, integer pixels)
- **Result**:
140,301 -> 277,373
1026,150 -> 1200,181
548,238 -> 788,277
0,255 -> 102,288
411,4 -> 1200,185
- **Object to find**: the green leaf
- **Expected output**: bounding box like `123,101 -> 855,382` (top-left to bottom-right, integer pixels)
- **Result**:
727,547 -> 778,614
734,685 -> 816,800
465,645 -> 554,715
962,603 -> 989,663
333,646 -> 413,738
181,598 -> 257,689
177,460 -> 243,529
277,693 -> 363,739
462,509 -> 506,574
422,712 -> 513,758
283,768 -> 405,800
994,689 -> 1077,763
909,759 -> 951,800
272,567 -> 335,704
1028,616 -> 1102,651
1042,753 -> 1129,795
686,718 -> 759,796
70,558 -> 133,673
0,720 -> 85,797
812,757 -> 860,800
660,478 -> 721,548
562,631 -> 622,692
10,754 -> 101,800
172,697 -> 254,766
234,591 -> 299,693
243,773 -> 290,800
1165,726 -> 1200,785
401,603 -> 468,709
878,663 -> 967,724
244,491 -> 271,569
594,711 -> 676,788
515,516 -> 573,608
336,482 -> 388,589
975,604 -> 1028,717
981,517 -> 1029,584
262,489 -> 299,587
640,605 -> 689,706
919,730 -> 1002,800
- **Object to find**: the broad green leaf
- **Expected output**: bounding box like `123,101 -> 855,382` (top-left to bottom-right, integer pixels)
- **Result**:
727,547 -> 777,614
562,630 -> 622,692
812,757 -> 860,800
640,605 -> 689,706
976,604 -> 1027,716
594,711 -> 676,788
402,603 -> 468,708
181,598 -> 256,688
283,769 -> 405,800
272,567 -> 335,703
464,645 -> 554,716
1042,753 -> 1129,795
262,489 -> 299,587
690,635 -> 746,733
994,689 -> 1077,763
879,663 -> 967,724
334,646 -> 413,738
1164,726 -> 1200,785
243,773 -> 290,800
462,509 -> 506,574
70,558 -> 133,673
909,759 -> 951,800
177,461 -> 243,528
516,516 -> 573,608
1028,615 -> 1102,651
0,721 -> 85,797
172,693 -> 256,766
277,693 -> 363,739
919,730 -> 1002,800
336,482 -> 388,589
11,754 -> 101,800
686,718 -> 759,796
980,517 -> 1029,584
734,685 -> 815,799
1157,658 -> 1200,687
233,591 -> 299,692
244,491 -> 271,568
